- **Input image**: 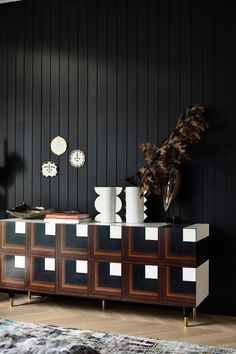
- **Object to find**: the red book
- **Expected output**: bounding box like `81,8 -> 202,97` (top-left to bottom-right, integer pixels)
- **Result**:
45,213 -> 90,220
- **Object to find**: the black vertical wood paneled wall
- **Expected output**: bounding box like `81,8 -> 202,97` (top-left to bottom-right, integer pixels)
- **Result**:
0,0 -> 236,315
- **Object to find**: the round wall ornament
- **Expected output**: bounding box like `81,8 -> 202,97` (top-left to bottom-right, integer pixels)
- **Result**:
69,149 -> 86,168
50,136 -> 67,156
41,161 -> 58,177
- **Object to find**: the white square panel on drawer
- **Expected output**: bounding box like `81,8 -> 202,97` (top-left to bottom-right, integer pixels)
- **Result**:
145,265 -> 158,279
109,262 -> 122,276
45,223 -> 56,236
44,258 -> 55,271
15,221 -> 26,234
110,226 -> 122,239
145,227 -> 158,241
182,267 -> 196,282
183,224 -> 209,242
76,260 -> 88,274
14,256 -> 25,269
76,225 -> 88,237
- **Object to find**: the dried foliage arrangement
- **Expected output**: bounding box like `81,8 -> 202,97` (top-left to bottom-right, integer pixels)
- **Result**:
126,104 -> 208,199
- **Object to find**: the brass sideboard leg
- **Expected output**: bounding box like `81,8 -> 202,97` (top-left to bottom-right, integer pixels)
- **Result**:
193,307 -> 196,320
9,292 -> 15,307
184,316 -> 189,327
28,291 -> 32,301
102,300 -> 106,311
183,307 -> 190,327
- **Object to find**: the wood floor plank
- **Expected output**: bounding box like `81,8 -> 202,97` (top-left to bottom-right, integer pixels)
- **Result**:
0,293 -> 235,348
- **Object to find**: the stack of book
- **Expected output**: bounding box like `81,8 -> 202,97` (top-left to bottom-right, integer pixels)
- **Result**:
44,213 -> 91,224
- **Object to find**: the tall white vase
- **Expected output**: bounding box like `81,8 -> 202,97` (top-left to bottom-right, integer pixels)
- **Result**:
125,187 -> 147,223
94,187 -> 122,223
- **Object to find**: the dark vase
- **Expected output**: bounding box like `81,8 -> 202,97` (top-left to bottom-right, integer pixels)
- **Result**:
163,166 -> 181,212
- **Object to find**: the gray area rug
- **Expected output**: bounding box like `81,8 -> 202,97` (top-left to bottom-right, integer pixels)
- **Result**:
0,318 -> 235,354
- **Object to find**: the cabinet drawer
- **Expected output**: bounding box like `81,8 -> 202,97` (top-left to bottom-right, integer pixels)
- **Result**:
56,258 -> 88,296
0,254 -> 26,289
57,224 -> 88,258
124,226 -> 159,263
90,261 -> 122,299
0,221 -> 26,252
28,256 -> 55,293
159,226 -> 196,266
160,265 -> 196,306
123,262 -> 160,304
89,225 -> 122,261
28,223 -> 55,256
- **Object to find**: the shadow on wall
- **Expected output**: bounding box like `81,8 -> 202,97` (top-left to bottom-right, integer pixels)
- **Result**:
0,153 -> 25,218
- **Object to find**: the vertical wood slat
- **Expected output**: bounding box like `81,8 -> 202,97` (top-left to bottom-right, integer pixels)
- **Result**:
107,0 -> 117,186
15,4 -> 25,205
158,0 -> 169,143
7,6 -> 16,209
214,0 -> 227,228
137,0 -> 148,167
23,1 -> 33,205
168,0 -> 181,218
116,0 -> 127,186
189,0 -> 204,222
68,0 -> 78,211
202,0 -> 215,225
77,0 -> 88,212
224,1 -> 236,306
59,0 -> 69,210
0,5 -> 8,217
41,0 -> 51,208
50,0 -> 60,208
87,0 -> 98,214
147,0 -> 158,143
178,0 -> 192,221
127,0 -> 138,178
32,0 -> 42,206
97,0 -> 107,187
226,1 -> 236,228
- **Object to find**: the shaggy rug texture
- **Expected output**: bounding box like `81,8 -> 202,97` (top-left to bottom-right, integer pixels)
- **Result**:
0,318 -> 235,354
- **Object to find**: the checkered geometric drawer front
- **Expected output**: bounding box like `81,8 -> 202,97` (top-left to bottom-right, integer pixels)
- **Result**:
159,224 -> 209,267
29,223 -> 55,253
160,226 -> 196,264
90,225 -> 122,259
124,263 -> 159,303
125,227 -> 159,262
90,261 -> 122,298
1,222 -> 26,250
0,255 -> 26,289
58,224 -> 88,258
161,265 -> 196,306
28,257 -> 55,293
65,259 -> 88,285
56,259 -> 88,296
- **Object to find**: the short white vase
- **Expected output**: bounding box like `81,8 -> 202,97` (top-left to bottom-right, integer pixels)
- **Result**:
94,187 -> 123,223
125,186 -> 147,223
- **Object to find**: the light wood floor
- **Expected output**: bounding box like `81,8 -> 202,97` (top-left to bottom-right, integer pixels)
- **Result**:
0,293 -> 235,349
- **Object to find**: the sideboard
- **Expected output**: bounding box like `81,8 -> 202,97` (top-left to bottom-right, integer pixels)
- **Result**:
0,219 -> 210,326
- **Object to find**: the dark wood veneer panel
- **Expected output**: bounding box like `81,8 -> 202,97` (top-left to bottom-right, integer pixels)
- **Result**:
160,266 -> 196,307
89,261 -> 122,299
124,226 -> 159,263
56,258 -> 88,296
89,225 -> 121,261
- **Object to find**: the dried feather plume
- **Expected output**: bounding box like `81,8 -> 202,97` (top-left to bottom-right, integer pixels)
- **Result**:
126,104 -> 208,197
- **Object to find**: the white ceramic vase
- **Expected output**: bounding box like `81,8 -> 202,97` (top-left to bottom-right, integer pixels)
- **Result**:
94,187 -> 123,223
125,186 -> 147,223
